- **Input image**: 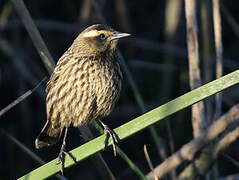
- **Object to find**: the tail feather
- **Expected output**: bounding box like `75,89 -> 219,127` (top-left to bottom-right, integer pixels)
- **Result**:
35,121 -> 62,149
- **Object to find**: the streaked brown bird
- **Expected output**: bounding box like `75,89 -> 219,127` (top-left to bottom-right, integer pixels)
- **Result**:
35,24 -> 130,170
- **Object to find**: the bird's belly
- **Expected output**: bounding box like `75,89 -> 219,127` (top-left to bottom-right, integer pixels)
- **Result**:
95,75 -> 121,119
68,59 -> 122,126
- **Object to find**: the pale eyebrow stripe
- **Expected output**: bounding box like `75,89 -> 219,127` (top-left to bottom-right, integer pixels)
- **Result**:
82,30 -> 110,38
83,30 -> 98,37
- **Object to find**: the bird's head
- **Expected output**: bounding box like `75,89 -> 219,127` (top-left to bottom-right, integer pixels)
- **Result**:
75,24 -> 130,54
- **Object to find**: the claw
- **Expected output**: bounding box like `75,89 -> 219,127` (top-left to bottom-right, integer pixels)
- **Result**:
57,142 -> 66,175
99,120 -> 120,156
57,128 -> 77,175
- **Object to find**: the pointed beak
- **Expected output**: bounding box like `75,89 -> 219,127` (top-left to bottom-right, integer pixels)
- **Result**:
110,31 -> 131,41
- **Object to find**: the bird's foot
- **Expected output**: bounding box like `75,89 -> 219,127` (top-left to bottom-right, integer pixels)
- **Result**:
57,145 -> 66,175
57,145 -> 77,175
101,123 -> 120,156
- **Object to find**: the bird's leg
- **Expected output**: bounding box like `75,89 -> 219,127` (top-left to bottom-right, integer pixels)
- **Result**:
98,120 -> 119,156
57,128 -> 77,175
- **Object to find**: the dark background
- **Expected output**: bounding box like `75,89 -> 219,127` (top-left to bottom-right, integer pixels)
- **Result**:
0,0 -> 239,179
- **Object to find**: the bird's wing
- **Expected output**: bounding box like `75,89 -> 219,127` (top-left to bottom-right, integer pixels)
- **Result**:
46,52 -> 72,93
46,71 -> 62,93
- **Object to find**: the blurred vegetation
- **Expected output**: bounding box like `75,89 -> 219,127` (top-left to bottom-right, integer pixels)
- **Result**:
1,0 -> 239,179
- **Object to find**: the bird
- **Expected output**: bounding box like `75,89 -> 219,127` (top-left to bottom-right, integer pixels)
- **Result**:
35,24 -> 130,173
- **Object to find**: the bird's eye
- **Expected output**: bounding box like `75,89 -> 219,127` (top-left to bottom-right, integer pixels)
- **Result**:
99,33 -> 106,39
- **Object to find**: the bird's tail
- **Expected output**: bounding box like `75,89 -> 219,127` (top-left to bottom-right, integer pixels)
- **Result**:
35,121 -> 62,149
